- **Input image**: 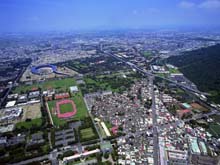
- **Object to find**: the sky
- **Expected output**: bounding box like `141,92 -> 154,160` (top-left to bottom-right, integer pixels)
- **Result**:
1,0 -> 220,32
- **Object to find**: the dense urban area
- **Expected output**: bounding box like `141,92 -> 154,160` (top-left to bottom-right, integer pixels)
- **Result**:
1,30 -> 220,165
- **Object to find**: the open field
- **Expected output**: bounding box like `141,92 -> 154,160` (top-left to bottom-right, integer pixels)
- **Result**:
80,128 -> 96,140
15,103 -> 42,129
16,118 -> 42,129
47,92 -> 88,127
72,92 -> 89,119
14,78 -> 76,94
191,103 -> 209,112
21,103 -> 42,121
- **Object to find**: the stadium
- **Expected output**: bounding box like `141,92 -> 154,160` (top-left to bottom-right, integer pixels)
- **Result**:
56,99 -> 77,118
31,64 -> 57,75
31,64 -> 69,76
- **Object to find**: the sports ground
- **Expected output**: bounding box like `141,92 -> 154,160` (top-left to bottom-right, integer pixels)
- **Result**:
56,99 -> 77,118
47,92 -> 88,127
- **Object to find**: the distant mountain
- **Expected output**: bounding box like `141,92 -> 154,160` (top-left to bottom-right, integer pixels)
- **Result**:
167,44 -> 220,103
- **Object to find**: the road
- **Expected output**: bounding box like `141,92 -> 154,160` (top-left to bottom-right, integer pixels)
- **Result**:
149,76 -> 159,165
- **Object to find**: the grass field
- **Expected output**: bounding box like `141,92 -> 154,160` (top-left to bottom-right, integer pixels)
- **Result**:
47,92 -> 88,127
80,72 -> 141,94
211,115 -> 220,123
209,123 -> 220,137
169,68 -> 180,74
14,78 -> 76,94
16,118 -> 42,129
59,103 -> 74,114
80,128 -> 96,140
105,121 -> 113,129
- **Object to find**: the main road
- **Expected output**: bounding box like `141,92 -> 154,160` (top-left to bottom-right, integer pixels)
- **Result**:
149,76 -> 159,165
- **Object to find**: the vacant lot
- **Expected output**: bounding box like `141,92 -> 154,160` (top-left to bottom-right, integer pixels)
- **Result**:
21,103 -> 42,121
191,103 -> 209,112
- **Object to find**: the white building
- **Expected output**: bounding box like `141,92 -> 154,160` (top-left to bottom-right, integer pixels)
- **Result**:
69,86 -> 79,93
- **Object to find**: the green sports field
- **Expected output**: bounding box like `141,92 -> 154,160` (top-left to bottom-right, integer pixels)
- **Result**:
59,103 -> 73,114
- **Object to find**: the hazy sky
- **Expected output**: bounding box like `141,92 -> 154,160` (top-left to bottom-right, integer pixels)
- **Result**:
1,0 -> 220,32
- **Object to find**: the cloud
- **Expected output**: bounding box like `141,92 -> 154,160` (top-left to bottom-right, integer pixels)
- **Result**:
199,0 -> 220,9
179,0 -> 220,10
179,1 -> 196,9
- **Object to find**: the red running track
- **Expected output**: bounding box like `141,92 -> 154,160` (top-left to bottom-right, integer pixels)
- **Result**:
56,99 -> 77,118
